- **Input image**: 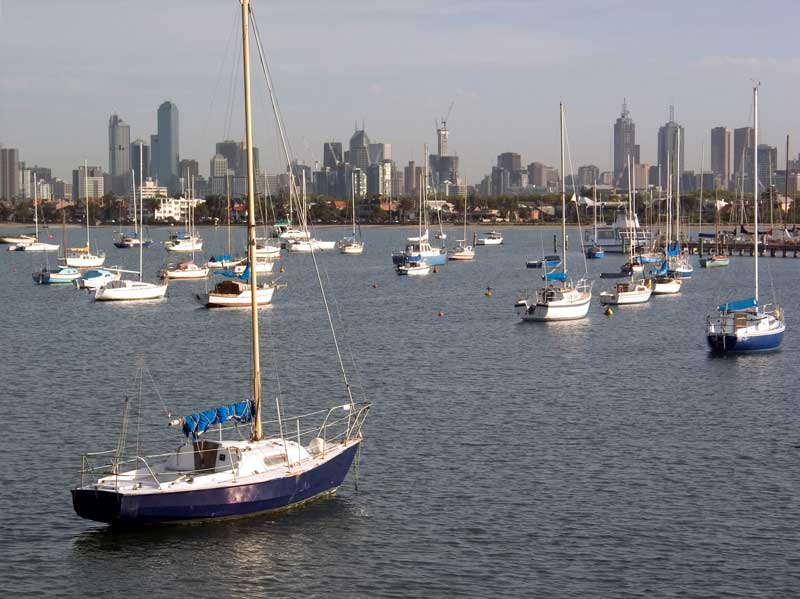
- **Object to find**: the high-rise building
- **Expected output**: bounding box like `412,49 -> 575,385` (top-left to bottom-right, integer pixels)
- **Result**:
215,140 -> 239,173
72,165 -> 105,202
150,134 -> 160,182
323,142 -> 343,169
613,100 -> 636,184
757,144 -> 778,186
497,152 -> 522,172
577,165 -> 600,187
178,159 -> 200,194
210,154 -> 229,178
733,127 -> 754,179
657,106 -> 684,187
108,114 -> 131,177
369,143 -> 390,164
156,101 -> 179,191
130,140 -> 150,184
710,127 -> 731,187
404,161 -> 422,197
0,147 -> 19,200
349,129 -> 370,171
437,124 -> 449,157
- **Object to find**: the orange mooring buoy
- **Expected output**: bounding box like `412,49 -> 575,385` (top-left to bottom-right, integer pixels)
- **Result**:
372,283 -> 378,289
279,266 -> 285,273
437,310 -> 444,317
485,287 -> 492,297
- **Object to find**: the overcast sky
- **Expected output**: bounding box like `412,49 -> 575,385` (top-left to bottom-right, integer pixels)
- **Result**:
2,0 -> 799,182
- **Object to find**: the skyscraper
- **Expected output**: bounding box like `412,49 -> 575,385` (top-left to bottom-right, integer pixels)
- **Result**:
733,127 -> 754,179
108,114 -> 131,177
710,127 -> 731,187
497,152 -> 521,172
0,147 -> 19,200
130,140 -> 150,183
156,101 -> 179,192
323,142 -> 342,169
150,134 -> 160,182
657,106 -> 684,186
348,128 -> 370,171
613,100 -> 636,184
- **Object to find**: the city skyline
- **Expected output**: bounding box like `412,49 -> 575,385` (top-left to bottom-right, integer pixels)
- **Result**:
2,1 -> 799,182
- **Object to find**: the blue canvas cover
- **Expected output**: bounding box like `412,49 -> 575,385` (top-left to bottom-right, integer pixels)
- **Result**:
718,297 -> 757,312
666,241 -> 680,257
182,400 -> 254,439
543,271 -> 567,281
210,254 -> 232,262
651,261 -> 668,276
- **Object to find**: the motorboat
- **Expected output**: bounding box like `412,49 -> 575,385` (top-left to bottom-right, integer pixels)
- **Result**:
476,230 -> 503,245
286,238 -> 336,253
32,265 -> 81,285
447,240 -> 474,261
598,279 -> 652,305
526,255 -> 560,269
397,260 -> 431,276
75,268 -> 123,290
165,232 -> 203,252
160,259 -> 209,280
197,279 -> 276,307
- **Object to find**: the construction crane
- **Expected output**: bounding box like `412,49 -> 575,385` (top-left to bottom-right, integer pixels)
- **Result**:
436,101 -> 455,130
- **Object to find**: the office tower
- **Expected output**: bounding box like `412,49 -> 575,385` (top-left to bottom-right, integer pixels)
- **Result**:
215,140 -> 239,172
0,147 -> 19,200
497,152 -> 522,172
757,145 -> 777,186
733,127 -> 754,179
130,140 -> 150,184
710,127 -> 731,187
156,101 -> 179,191
437,123 -> 449,157
613,100 -> 636,184
72,165 -> 105,201
108,114 -> 131,177
369,143 -> 391,164
577,165 -> 600,187
178,159 -> 200,194
349,128 -> 370,171
657,106 -> 684,186
210,154 -> 229,178
323,142 -> 343,169
150,134 -> 160,182
404,161 -> 422,197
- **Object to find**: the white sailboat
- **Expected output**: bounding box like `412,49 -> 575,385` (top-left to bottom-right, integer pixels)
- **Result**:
17,175 -> 59,252
599,156 -> 652,305
667,129 -> 693,278
516,103 -> 592,321
161,173 -> 210,280
447,188 -> 474,261
65,160 -> 105,268
338,172 -> 365,254
165,179 -> 203,252
92,168 -> 167,302
648,152 -> 682,295
706,85 -> 785,353
72,3 -> 369,525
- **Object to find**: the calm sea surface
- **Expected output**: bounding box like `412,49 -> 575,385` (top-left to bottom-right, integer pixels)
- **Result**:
1,224 -> 798,598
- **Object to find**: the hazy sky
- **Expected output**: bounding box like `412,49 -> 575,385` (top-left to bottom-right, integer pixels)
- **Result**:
2,0 -> 799,182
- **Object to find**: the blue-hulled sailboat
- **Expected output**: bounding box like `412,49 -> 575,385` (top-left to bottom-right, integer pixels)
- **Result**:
72,0 -> 369,524
706,85 -> 785,353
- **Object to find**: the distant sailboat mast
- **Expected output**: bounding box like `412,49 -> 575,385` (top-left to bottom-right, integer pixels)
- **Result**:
559,102 -> 567,276
754,84 -> 759,304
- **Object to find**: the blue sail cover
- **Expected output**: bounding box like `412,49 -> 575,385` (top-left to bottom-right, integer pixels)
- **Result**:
651,261 -> 668,276
238,265 -> 250,282
666,241 -> 680,257
543,271 -> 567,281
182,400 -> 254,439
718,297 -> 757,312
210,254 -> 232,262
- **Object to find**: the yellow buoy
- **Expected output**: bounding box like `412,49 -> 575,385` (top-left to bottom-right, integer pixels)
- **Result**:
485,287 -> 492,297
605,306 -> 613,316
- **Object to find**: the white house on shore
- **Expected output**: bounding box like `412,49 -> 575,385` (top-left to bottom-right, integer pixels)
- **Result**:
154,196 -> 205,222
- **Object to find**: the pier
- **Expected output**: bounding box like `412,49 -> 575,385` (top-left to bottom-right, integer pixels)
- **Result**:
687,238 -> 800,258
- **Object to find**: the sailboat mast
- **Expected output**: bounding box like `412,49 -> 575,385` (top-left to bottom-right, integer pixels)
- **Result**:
698,142 -> 704,233
351,171 -> 356,237
132,170 -> 141,281
667,152 -> 672,249
84,159 -> 90,249
33,173 -> 38,240
241,0 -> 262,441
559,103 -> 566,273
675,129 -> 681,245
226,173 -> 231,255
592,181 -> 597,241
627,155 -> 633,261
753,84 -> 759,304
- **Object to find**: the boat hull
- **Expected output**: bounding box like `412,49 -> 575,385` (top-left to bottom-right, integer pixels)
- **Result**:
516,296 -> 591,321
199,286 -> 275,307
71,443 -> 359,524
700,256 -> 729,268
93,282 -> 168,301
706,328 -> 784,353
